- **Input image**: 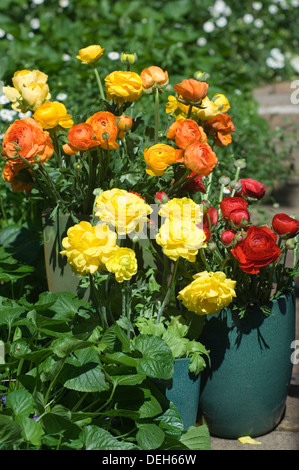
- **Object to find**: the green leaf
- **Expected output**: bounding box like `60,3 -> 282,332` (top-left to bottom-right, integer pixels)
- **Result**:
139,387 -> 163,418
179,424 -> 211,450
155,402 -> 184,438
133,335 -> 174,380
51,337 -> 92,358
111,373 -> 146,387
62,362 -> 110,393
40,412 -> 81,439
5,390 -> 34,417
15,416 -> 44,446
136,423 -> 165,450
80,425 -> 135,450
0,415 -> 22,447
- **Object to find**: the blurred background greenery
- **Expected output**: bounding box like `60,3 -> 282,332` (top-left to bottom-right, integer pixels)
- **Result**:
0,0 -> 298,299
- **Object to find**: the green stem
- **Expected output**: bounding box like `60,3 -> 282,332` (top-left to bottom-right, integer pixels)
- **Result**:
52,130 -> 62,167
169,168 -> 190,194
93,66 -> 105,100
154,87 -> 159,144
231,167 -> 241,197
156,259 -> 179,322
187,104 -> 193,118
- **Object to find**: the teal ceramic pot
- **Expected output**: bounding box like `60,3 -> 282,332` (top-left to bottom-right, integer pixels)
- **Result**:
198,288 -> 296,438
42,211 -> 89,297
155,357 -> 201,430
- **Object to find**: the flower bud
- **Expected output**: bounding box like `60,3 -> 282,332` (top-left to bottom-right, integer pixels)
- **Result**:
229,179 -> 242,193
235,230 -> 247,243
221,230 -> 236,246
207,241 -> 217,251
74,162 -> 83,171
234,159 -> 246,169
193,71 -> 209,81
34,155 -> 41,163
286,238 -> 296,250
32,163 -> 39,171
155,191 -> 169,204
121,52 -> 138,65
102,131 -> 110,141
218,175 -> 231,186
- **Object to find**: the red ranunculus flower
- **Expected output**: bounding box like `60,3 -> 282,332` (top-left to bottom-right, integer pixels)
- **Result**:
238,178 -> 266,200
155,191 -> 169,203
203,226 -> 211,243
220,196 -> 248,221
231,226 -> 281,274
229,208 -> 250,228
221,230 -> 236,246
203,205 -> 218,227
182,172 -> 206,194
272,213 -> 299,238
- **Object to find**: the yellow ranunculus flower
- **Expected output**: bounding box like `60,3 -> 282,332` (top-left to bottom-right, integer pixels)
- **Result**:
177,271 -> 236,316
76,45 -> 105,64
60,221 -> 117,276
33,101 -> 73,129
156,218 -> 206,262
165,95 -> 189,118
212,93 -> 230,112
144,143 -> 180,177
94,188 -> 152,236
105,71 -> 143,104
105,247 -> 137,282
159,197 -> 203,225
194,96 -> 220,121
3,69 -> 51,112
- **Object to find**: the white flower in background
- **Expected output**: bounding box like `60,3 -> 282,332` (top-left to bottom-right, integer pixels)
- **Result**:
268,4 -> 279,13
197,37 -> 207,46
216,17 -> 228,27
224,6 -> 232,15
270,47 -> 285,61
243,14 -> 254,24
203,21 -> 215,33
62,53 -> 71,61
59,0 -> 69,7
108,51 -> 120,61
0,95 -> 10,105
252,2 -> 263,10
18,111 -> 32,119
32,0 -> 44,4
266,50 -> 285,69
209,0 -> 227,17
28,32 -> 34,38
254,19 -> 264,28
6,34 -> 14,41
0,28 -> 6,38
291,0 -> 299,7
0,109 -> 17,122
56,93 -> 68,101
141,18 -> 148,23
235,89 -> 242,95
290,56 -> 299,73
30,18 -> 40,29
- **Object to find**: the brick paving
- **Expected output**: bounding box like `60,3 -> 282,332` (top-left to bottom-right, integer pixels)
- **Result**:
210,82 -> 299,450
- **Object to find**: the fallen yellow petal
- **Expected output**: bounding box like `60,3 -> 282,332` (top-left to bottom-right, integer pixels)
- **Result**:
238,436 -> 262,445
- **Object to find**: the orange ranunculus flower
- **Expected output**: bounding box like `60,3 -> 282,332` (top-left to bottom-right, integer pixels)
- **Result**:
204,113 -> 235,147
140,66 -> 168,91
33,101 -> 73,129
144,143 -> 182,176
167,118 -> 207,150
86,111 -> 119,150
2,161 -> 33,193
1,117 -> 54,165
115,115 -> 133,139
173,78 -> 209,103
62,123 -> 101,156
183,142 -> 218,176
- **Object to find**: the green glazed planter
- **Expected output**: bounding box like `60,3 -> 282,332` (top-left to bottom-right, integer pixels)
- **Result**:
198,288 -> 296,438
42,211 -> 89,296
155,357 -> 201,430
